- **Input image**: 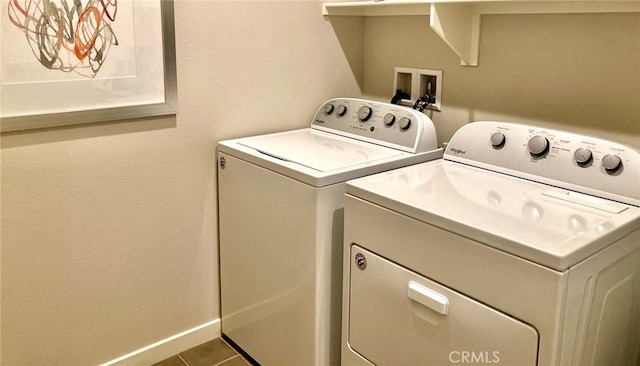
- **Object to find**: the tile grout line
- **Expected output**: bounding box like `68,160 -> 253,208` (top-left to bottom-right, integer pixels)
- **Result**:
213,354 -> 240,366
177,354 -> 190,366
219,337 -> 251,365
220,337 -> 252,366
219,337 -> 234,350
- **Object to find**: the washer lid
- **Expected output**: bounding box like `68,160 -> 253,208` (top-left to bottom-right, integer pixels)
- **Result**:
238,129 -> 403,172
346,160 -> 640,271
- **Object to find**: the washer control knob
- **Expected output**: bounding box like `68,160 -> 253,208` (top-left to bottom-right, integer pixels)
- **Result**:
490,132 -> 506,148
602,154 -> 622,173
398,117 -> 411,131
323,103 -> 334,115
357,106 -> 373,122
527,135 -> 549,157
383,113 -> 396,126
336,105 -> 347,117
573,148 -> 593,166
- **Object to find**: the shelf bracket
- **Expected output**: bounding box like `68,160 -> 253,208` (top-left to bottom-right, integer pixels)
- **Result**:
429,3 -> 481,67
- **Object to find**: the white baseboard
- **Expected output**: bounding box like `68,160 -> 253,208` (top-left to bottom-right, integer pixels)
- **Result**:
100,319 -> 221,366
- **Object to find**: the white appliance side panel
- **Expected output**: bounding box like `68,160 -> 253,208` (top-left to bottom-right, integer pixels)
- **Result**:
348,245 -> 539,366
561,229 -> 640,366
218,153 -> 322,366
313,180 -> 349,366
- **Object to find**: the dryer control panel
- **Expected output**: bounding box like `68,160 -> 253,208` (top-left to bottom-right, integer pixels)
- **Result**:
444,121 -> 640,207
311,98 -> 438,154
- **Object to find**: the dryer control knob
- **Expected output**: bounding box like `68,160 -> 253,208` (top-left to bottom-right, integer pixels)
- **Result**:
357,106 -> 373,122
602,154 -> 622,173
398,117 -> 411,131
527,135 -> 549,157
490,132 -> 506,148
336,105 -> 347,117
383,113 -> 396,126
573,148 -> 593,166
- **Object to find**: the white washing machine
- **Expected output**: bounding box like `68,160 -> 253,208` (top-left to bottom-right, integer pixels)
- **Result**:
341,121 -> 640,366
217,98 -> 442,366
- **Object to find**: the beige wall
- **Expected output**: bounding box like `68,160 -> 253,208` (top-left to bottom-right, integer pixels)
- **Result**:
1,3 -> 639,366
0,1 -> 361,365
356,12 -> 640,147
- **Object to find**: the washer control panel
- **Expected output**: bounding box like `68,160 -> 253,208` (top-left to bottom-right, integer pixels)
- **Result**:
311,98 -> 438,154
445,121 -> 640,206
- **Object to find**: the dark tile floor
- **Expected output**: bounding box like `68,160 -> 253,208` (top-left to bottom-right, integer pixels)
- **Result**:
152,338 -> 252,366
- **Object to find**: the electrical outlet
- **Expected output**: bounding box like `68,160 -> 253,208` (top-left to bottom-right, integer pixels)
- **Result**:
393,67 -> 443,112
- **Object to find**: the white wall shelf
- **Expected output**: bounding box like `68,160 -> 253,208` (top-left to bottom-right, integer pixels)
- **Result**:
323,1 -> 640,66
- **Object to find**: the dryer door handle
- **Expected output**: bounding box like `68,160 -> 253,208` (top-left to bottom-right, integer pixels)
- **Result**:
408,281 -> 449,315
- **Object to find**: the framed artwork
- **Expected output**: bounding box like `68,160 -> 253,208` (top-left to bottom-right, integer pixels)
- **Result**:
0,0 -> 177,132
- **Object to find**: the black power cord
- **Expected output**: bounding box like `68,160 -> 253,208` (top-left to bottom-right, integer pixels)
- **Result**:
390,89 -> 410,105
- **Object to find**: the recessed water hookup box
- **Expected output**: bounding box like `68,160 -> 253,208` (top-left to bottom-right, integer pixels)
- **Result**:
393,67 -> 443,112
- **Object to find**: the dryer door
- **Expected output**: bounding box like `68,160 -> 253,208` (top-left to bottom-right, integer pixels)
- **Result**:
347,245 -> 539,366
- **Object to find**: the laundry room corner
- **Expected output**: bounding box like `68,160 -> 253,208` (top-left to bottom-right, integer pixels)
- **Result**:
0,1 -> 360,365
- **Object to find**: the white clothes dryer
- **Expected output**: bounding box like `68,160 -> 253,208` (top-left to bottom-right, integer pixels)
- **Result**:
342,121 -> 640,366
217,98 -> 442,366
